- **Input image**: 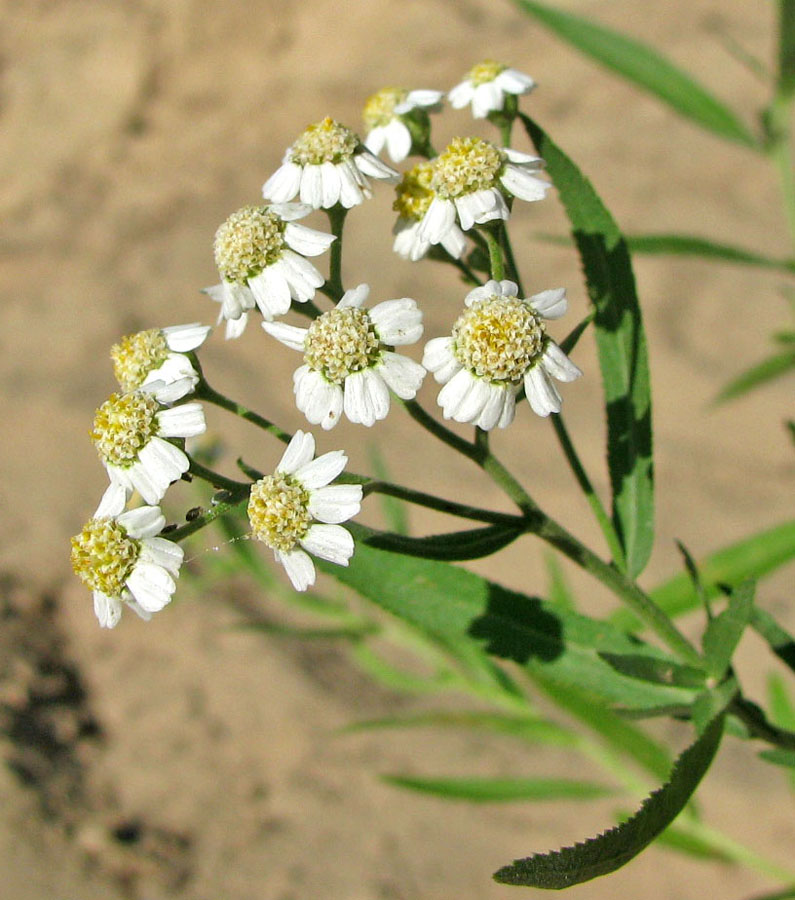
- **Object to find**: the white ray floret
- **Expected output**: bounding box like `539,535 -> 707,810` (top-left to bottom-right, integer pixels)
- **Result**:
448,60 -> 536,119
71,491 -> 184,628
204,202 -> 335,339
263,283 -> 426,430
91,387 -> 206,505
247,430 -> 363,592
423,279 -> 582,429
263,117 -> 398,210
417,137 -> 549,247
363,87 -> 444,163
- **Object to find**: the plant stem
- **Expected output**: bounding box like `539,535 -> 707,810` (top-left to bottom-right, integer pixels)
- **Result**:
499,220 -> 524,293
402,399 -> 476,458
483,225 -> 506,280
195,379 -> 291,444
325,205 -> 348,299
188,458 -> 248,493
551,414 -> 626,569
168,491 -> 249,543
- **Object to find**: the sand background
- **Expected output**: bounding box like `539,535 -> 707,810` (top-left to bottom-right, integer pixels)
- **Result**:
1,0 -> 793,897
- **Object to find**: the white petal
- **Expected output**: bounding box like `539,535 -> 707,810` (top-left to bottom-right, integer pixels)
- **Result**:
472,81 -> 503,118
263,162 -> 302,203
295,448 -> 348,489
384,120 -> 412,163
337,161 -> 366,207
392,220 -> 429,261
354,149 -> 399,181
338,283 -> 370,309
295,368 -> 344,430
377,351 -> 426,400
268,201 -> 313,222
126,561 -> 176,612
140,536 -> 184,575
125,598 -> 153,622
369,297 -> 423,345
343,368 -> 389,426
307,484 -> 363,524
497,389 -> 517,428
524,365 -> 562,417
248,266 -> 292,319
364,126 -> 387,155
279,250 -> 324,301
529,288 -> 568,319
158,402 -> 206,438
319,160 -> 342,208
276,547 -> 316,591
137,438 -> 189,496
503,148 -> 544,166
440,225 -> 467,259
422,336 -> 458,380
404,89 -> 444,109
300,523 -> 355,565
299,164 -> 324,207
162,323 -> 212,351
541,341 -> 583,383
122,461 -> 165,505
278,429 -> 316,475
500,165 -> 550,202
464,280 -> 501,306
145,374 -> 195,404
456,189 -> 507,229
437,368 -> 477,418
94,591 -> 122,628
94,481 -> 128,518
417,196 -> 456,243
262,319 -> 308,351
451,375 -> 492,423
447,81 -> 474,109
284,222 -> 336,257
475,385 -> 508,431
224,312 -> 249,340
497,68 -> 536,94
118,505 -> 166,539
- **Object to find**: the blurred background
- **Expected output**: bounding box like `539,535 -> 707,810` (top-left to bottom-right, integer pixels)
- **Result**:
0,1 -> 793,897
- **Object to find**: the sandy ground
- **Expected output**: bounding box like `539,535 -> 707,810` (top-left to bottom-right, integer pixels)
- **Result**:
1,1 -> 794,898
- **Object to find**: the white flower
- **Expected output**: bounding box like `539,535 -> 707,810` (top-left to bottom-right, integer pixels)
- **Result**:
91,388 -> 206,504
392,161 -> 467,262
110,323 -> 211,402
262,117 -> 398,210
247,430 -> 362,591
363,87 -> 443,162
417,137 -> 549,246
204,203 -> 335,339
262,284 -> 426,430
448,60 -> 535,119
71,493 -> 184,628
423,279 -> 582,429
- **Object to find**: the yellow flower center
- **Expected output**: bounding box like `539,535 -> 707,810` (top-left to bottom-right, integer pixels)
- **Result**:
111,329 -> 170,392
393,161 -> 435,221
70,517 -> 141,597
304,307 -> 381,385
248,472 -> 312,552
363,87 -> 408,129
452,294 -> 546,384
91,392 -> 161,468
432,137 -> 504,200
214,205 -> 286,285
289,117 -> 360,166
468,60 -> 507,86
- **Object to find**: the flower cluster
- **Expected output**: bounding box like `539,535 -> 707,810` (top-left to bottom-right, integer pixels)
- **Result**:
73,57 -> 584,626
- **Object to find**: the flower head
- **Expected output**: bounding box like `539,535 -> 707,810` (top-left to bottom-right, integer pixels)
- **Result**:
363,87 -> 443,162
417,137 -> 549,246
247,430 -> 362,591
111,324 -> 211,402
392,161 -> 466,262
71,494 -> 183,628
262,117 -> 398,210
203,202 -> 334,339
91,388 -> 206,504
262,283 -> 426,430
448,60 -> 535,119
423,279 -> 582,429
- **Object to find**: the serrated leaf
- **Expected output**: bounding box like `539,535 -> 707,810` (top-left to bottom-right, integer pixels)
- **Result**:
520,114 -> 654,578
493,715 -> 724,887
325,530 -> 696,710
599,652 -> 706,689
513,0 -> 757,147
611,520 -> 795,629
702,582 -> 755,678
359,523 -> 522,561
715,349 -> 795,403
382,774 -> 612,803
626,233 -> 795,273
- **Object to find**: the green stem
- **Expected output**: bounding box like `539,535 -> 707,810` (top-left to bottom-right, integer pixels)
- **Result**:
188,458 -> 248,493
364,480 -> 522,527
499,220 -> 524,293
195,379 -> 291,444
550,414 -> 626,569
402,399 -> 476,458
325,205 -> 348,299
482,225 -> 506,280
766,92 -> 795,250
168,491 -> 250,543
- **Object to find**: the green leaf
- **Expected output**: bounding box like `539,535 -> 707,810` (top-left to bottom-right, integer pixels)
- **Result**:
236,621 -> 376,640
611,520 -> 795,629
702,582 -> 755,678
768,672 -> 795,729
779,0 -> 795,98
513,0 -> 757,147
382,774 -> 612,803
626,233 -> 795,273
759,748 -> 795,770
598,652 -> 706,689
653,822 -> 730,861
368,444 -> 409,535
325,531 -> 697,710
544,553 -> 576,610
692,678 -> 739,735
492,715 -> 725,887
359,523 -> 522,561
715,349 -> 795,404
520,114 -> 654,578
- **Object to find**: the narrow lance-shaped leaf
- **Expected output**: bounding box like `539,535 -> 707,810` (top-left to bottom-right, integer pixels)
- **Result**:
358,523 -> 522,561
521,114 -> 654,578
513,0 -> 758,147
493,715 -> 725,888
382,774 -> 613,803
715,349 -> 795,404
626,233 -> 795,274
779,0 -> 795,98
701,581 -> 755,678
